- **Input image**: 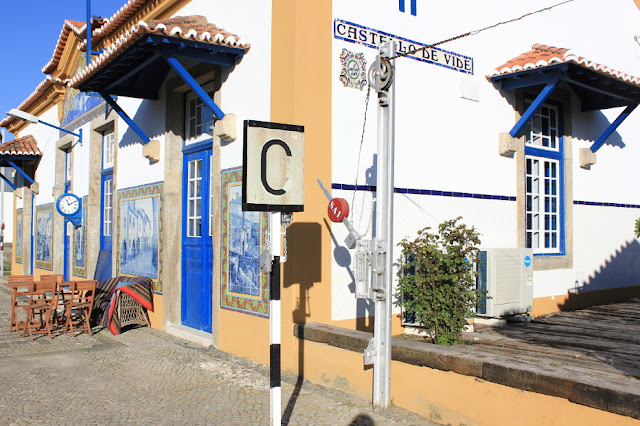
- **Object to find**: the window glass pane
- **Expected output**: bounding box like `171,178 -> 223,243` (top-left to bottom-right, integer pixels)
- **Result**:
525,154 -> 560,253
186,90 -> 215,140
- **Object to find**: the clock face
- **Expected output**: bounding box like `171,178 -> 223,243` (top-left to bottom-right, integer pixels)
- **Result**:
58,195 -> 80,215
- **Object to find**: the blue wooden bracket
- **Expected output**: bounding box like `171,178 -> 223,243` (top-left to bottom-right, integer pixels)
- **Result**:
0,172 -> 16,190
164,56 -> 225,120
590,104 -> 637,153
509,78 -> 559,138
99,92 -> 152,144
7,161 -> 35,185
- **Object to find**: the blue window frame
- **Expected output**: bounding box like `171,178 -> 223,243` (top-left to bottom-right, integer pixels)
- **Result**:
100,129 -> 115,252
524,100 -> 564,255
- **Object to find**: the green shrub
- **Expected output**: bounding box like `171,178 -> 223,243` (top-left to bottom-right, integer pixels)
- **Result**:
398,217 -> 482,346
635,218 -> 640,238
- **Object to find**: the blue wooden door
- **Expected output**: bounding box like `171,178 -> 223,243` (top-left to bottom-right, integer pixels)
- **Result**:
95,172 -> 114,281
181,149 -> 213,332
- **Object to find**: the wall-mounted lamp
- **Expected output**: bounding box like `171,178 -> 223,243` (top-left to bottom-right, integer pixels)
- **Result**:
7,109 -> 82,147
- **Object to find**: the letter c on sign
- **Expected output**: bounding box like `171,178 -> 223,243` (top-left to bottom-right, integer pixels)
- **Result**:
261,139 -> 292,195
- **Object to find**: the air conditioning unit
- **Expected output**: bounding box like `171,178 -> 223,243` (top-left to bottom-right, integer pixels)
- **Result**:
476,248 -> 533,317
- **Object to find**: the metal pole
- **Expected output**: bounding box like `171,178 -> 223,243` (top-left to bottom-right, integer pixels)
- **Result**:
0,166 -> 4,277
372,40 -> 395,411
86,0 -> 92,66
270,255 -> 281,426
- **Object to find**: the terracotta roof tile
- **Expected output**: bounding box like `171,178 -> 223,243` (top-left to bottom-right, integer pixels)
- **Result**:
0,135 -> 42,156
69,15 -> 250,89
42,18 -> 106,75
0,76 -> 67,129
489,43 -> 640,86
79,0 -> 148,51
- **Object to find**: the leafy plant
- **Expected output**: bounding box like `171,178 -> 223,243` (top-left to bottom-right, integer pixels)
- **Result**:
398,217 -> 482,346
635,218 -> 640,238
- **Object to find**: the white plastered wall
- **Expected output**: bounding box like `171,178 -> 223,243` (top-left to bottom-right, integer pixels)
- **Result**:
331,0 -> 640,319
115,96 -> 166,188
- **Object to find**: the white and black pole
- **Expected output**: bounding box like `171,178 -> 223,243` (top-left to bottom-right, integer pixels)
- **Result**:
270,255 -> 281,426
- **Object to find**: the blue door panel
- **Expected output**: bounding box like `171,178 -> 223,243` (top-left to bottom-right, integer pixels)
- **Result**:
181,149 -> 213,333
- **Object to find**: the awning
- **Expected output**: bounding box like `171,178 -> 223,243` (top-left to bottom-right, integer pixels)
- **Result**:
489,44 -> 640,153
69,15 -> 250,100
0,135 -> 42,189
68,15 -> 249,149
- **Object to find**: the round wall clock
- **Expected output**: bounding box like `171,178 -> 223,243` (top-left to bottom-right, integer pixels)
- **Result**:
56,193 -> 82,224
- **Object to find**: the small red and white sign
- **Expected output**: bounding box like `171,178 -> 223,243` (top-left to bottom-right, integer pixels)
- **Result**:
328,198 -> 349,223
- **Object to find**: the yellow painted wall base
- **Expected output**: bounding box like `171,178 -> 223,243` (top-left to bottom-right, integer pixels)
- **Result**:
297,339 -> 638,425
148,294 -> 163,331
532,285 -> 640,317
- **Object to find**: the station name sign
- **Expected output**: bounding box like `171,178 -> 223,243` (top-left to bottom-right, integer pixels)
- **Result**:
334,19 -> 473,75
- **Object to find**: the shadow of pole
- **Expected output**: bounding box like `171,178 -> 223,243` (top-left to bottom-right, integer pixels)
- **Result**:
281,222 -> 321,425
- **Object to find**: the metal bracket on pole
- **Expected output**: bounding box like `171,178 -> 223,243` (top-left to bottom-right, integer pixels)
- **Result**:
364,337 -> 377,366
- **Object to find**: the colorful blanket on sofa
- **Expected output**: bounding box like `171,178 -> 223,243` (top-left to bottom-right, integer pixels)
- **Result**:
94,276 -> 154,335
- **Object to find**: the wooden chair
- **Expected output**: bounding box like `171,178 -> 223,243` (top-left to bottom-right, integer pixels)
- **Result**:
7,275 -> 34,332
65,280 -> 96,336
22,281 -> 58,339
40,274 -> 64,282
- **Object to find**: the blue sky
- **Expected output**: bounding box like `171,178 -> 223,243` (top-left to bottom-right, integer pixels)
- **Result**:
0,1 -> 128,141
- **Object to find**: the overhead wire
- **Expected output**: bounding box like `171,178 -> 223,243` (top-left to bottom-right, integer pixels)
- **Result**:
389,0 -> 576,60
349,0 -> 577,232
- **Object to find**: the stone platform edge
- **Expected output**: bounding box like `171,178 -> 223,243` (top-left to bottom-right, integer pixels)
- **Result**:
293,322 -> 640,420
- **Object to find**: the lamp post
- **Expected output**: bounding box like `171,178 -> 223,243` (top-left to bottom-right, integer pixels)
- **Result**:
6,109 -> 82,279
7,109 -> 82,146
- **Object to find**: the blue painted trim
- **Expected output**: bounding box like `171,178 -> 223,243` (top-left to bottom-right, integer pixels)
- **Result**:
525,146 -> 562,161
182,139 -> 214,155
574,200 -> 640,209
164,57 -> 225,120
7,161 -> 35,185
331,183 -> 517,201
494,67 -> 566,90
99,92 -> 151,144
399,1 -> 417,16
101,167 -> 114,177
0,173 -> 16,190
509,78 -> 559,138
590,104 -> 637,152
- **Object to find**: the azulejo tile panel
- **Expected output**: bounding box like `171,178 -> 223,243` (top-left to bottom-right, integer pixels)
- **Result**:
221,168 -> 269,317
340,48 -> 368,90
116,183 -> 163,294
72,196 -> 88,277
35,204 -> 54,270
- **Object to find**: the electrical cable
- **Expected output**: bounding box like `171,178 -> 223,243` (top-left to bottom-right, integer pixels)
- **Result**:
350,84 -> 372,234
390,0 -> 576,60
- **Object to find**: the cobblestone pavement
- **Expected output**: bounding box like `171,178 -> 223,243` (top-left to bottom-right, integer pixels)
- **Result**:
0,283 -> 434,425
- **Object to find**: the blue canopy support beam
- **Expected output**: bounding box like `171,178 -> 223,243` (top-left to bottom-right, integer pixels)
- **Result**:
0,172 -> 16,190
164,56 -> 225,120
99,92 -> 152,144
7,161 -> 35,185
590,104 -> 637,153
509,77 -> 560,138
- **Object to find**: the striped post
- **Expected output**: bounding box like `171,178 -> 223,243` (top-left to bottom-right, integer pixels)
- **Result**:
270,256 -> 281,426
